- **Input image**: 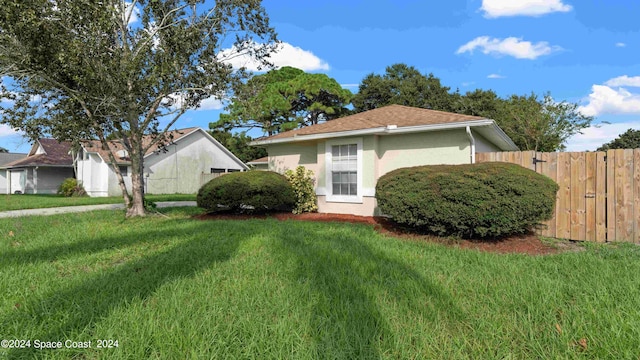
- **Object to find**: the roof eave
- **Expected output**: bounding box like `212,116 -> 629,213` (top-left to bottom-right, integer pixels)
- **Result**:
249,120 -> 516,148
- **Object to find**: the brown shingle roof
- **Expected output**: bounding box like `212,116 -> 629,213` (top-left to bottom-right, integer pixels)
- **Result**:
3,139 -> 72,167
262,105 -> 486,141
81,127 -> 199,164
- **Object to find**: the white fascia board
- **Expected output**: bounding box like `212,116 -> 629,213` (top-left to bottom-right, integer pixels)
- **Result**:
474,123 -> 519,151
249,120 -> 502,146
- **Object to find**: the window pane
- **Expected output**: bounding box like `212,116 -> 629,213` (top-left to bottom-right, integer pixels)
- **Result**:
349,144 -> 357,156
332,146 -> 339,158
332,172 -> 340,183
333,183 -> 341,195
349,183 -> 357,195
341,184 -> 349,195
349,172 -> 357,183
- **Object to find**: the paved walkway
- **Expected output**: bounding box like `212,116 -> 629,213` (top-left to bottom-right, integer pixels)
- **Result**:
0,201 -> 197,218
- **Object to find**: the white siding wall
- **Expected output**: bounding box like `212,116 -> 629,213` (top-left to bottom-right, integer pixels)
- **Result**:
78,153 -> 112,197
144,130 -> 245,194
0,170 -> 6,194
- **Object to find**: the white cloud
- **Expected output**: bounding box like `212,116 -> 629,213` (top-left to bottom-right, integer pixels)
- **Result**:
604,75 -> 640,87
487,73 -> 506,79
615,42 -> 627,47
565,121 -> 640,152
579,81 -> 640,117
0,124 -> 19,138
123,2 -> 139,25
456,36 -> 561,60
198,97 -> 225,110
481,0 -> 573,18
218,42 -> 329,72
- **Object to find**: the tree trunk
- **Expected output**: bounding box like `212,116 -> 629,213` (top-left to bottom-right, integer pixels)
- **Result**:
126,138 -> 146,217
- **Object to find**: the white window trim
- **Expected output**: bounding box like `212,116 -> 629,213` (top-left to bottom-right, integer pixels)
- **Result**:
325,138 -> 363,203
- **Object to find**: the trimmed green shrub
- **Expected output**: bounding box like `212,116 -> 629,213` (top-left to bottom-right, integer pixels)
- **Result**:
197,171 -> 295,214
284,166 -> 318,214
57,178 -> 87,197
376,162 -> 559,238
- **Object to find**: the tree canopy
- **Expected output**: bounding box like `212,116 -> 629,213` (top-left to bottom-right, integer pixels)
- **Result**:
352,63 -> 456,112
490,93 -> 592,152
209,130 -> 266,163
350,63 -> 592,152
211,66 -> 352,135
597,128 -> 640,151
0,0 -> 276,216
0,146 -> 7,153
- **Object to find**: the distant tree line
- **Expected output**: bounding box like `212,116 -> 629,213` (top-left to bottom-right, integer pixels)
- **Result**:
210,63 -> 596,160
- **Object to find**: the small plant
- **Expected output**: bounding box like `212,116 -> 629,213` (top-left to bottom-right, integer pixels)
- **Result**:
284,166 -> 318,214
57,178 -> 87,197
197,171 -> 295,214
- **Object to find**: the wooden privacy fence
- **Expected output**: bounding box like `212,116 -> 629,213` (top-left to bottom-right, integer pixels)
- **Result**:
476,150 -> 640,243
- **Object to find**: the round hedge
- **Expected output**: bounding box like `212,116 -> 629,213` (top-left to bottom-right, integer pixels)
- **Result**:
197,171 -> 295,214
375,162 -> 559,238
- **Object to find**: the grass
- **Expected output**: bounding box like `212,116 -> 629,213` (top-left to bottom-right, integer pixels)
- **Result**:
0,194 -> 195,212
2,208 -> 640,359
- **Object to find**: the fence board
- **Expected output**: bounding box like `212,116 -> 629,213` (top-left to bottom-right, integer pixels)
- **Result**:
585,152 -> 596,242
635,149 -> 640,243
618,149 -> 634,242
607,150 -> 616,242
570,152 -> 586,240
539,152 -> 558,238
557,152 -> 572,239
595,152 -> 607,242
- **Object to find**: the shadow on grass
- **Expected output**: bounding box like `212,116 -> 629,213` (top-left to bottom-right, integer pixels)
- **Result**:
272,221 -> 463,358
2,219 -> 255,359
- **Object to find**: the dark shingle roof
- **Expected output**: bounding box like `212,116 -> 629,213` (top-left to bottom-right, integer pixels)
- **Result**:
3,139 -> 72,167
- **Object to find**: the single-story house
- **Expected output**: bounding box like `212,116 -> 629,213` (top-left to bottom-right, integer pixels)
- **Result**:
0,152 -> 28,194
1,139 -> 74,194
76,127 -> 248,197
250,104 -> 519,216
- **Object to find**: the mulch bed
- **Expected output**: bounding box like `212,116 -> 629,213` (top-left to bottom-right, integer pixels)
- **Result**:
195,212 -> 568,255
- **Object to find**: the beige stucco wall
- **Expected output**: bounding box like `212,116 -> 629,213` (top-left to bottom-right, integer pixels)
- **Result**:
317,196 -> 379,217
377,130 -> 470,176
267,142 -> 319,176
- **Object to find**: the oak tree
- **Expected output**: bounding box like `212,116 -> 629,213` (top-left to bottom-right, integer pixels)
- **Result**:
0,0 -> 277,216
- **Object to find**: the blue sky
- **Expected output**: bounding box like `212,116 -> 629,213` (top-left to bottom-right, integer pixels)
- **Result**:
1,0 -> 639,153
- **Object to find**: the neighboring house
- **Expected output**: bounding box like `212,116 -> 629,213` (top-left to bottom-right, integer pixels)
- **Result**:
246,156 -> 269,170
76,127 -> 248,197
1,139 -> 74,194
0,152 -> 28,194
250,104 -> 519,216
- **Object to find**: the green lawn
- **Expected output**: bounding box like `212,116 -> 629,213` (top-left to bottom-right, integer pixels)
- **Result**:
0,194 -> 196,212
1,208 -> 640,359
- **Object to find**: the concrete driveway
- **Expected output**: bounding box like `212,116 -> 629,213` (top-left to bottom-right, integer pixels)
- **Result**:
0,201 -> 197,218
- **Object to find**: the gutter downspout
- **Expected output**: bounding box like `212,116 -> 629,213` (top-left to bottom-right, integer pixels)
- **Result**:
466,126 -> 475,164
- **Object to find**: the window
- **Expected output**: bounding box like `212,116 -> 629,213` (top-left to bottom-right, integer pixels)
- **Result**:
331,144 -> 357,196
325,139 -> 362,203
211,168 -> 225,174
119,166 -> 128,177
